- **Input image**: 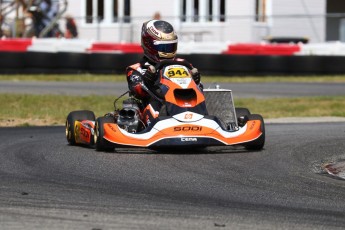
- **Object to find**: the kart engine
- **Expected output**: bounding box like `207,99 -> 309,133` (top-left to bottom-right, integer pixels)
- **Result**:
117,100 -> 140,133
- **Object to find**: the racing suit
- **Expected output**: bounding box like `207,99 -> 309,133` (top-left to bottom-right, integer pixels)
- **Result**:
126,56 -> 202,125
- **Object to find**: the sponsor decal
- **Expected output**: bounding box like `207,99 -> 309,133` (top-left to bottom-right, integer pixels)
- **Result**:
172,78 -> 189,86
108,124 -> 117,132
184,113 -> 193,119
182,103 -> 192,107
130,75 -> 141,82
249,121 -> 256,130
80,127 -> 90,141
181,137 -> 197,142
149,26 -> 160,37
174,126 -> 203,132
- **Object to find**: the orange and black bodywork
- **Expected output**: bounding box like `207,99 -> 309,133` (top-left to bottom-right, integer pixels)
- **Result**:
72,111 -> 264,150
101,112 -> 264,148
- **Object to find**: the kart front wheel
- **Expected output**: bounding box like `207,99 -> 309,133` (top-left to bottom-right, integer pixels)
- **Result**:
235,107 -> 251,127
235,107 -> 251,117
244,114 -> 265,151
66,110 -> 95,145
94,116 -> 115,152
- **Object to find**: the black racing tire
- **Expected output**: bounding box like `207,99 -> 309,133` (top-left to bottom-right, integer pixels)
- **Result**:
94,116 -> 116,152
244,114 -> 265,151
235,108 -> 251,127
235,107 -> 251,118
66,110 -> 96,145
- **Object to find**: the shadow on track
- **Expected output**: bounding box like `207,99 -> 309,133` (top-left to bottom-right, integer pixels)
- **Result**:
88,146 -> 264,155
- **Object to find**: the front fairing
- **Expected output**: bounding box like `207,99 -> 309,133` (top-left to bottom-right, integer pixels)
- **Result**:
102,111 -> 263,148
159,64 -> 206,116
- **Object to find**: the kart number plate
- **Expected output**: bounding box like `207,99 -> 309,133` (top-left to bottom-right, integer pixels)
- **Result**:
163,65 -> 191,79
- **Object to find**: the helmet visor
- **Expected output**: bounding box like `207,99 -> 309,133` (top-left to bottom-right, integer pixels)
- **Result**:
153,40 -> 178,53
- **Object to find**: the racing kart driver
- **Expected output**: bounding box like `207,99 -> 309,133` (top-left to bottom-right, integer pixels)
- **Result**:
126,19 -> 203,125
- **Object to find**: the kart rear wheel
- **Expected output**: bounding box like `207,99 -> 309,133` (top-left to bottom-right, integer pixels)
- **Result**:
66,110 -> 95,145
94,116 -> 115,152
244,114 -> 265,151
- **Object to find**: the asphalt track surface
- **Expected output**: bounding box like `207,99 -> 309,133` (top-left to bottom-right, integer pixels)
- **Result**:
1,123 -> 345,229
1,81 -> 345,98
1,81 -> 345,229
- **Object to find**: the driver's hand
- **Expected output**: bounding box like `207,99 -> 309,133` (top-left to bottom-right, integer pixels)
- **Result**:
143,65 -> 156,85
191,68 -> 201,84
147,65 -> 156,74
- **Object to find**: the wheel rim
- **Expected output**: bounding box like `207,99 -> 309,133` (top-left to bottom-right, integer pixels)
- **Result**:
94,121 -> 99,144
65,120 -> 70,140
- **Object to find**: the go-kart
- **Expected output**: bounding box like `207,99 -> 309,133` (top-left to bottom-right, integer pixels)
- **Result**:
65,60 -> 265,152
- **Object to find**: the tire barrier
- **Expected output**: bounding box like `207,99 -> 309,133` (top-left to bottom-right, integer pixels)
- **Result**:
0,52 -> 26,72
222,43 -> 301,55
88,53 -> 142,74
2,52 -> 345,75
24,52 -> 59,73
265,37 -> 309,44
56,52 -> 89,73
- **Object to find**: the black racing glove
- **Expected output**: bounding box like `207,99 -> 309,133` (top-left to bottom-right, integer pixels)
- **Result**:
142,65 -> 164,98
143,65 -> 156,86
191,68 -> 201,85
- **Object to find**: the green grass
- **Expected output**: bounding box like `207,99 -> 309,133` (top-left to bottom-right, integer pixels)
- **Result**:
236,97 -> 345,118
1,74 -> 345,126
0,74 -> 125,82
0,94 -> 116,126
2,74 -> 345,83
1,94 -> 345,126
